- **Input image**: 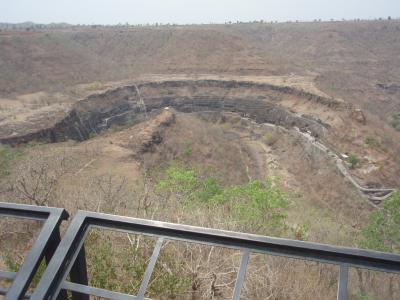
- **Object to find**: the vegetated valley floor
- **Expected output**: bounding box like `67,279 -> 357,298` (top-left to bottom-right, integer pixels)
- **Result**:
0,20 -> 400,299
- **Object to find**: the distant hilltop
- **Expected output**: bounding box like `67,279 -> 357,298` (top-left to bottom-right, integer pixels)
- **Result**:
0,17 -> 399,30
0,22 -> 72,30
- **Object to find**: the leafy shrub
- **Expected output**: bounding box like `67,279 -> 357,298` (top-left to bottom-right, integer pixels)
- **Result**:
4,255 -> 20,272
4,255 -> 46,289
291,224 -> 310,241
360,192 -> 400,253
87,234 -> 118,290
155,166 -> 199,199
347,154 -> 360,169
364,136 -> 379,147
156,167 -> 289,234
353,292 -> 374,300
263,132 -> 279,146
227,179 -> 288,231
197,176 -> 222,201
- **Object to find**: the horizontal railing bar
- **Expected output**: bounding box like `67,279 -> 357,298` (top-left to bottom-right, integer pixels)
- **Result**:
62,282 -> 145,300
0,287 -> 31,299
0,270 -> 17,280
0,287 -> 9,296
0,202 -> 68,221
86,211 -> 400,274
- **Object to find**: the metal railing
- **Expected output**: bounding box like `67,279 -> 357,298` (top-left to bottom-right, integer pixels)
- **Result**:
0,202 -> 68,300
25,210 -> 400,300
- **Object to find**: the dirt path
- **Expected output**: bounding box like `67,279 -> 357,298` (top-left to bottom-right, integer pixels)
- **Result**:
227,115 -> 396,207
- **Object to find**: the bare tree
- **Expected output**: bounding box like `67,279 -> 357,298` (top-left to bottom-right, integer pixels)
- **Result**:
14,152 -> 71,206
91,174 -> 128,213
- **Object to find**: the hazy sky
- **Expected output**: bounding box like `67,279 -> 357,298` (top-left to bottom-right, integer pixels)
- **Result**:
1,0 -> 399,25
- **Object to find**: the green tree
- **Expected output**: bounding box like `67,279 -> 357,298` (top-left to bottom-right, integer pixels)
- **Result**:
360,192 -> 400,253
197,176 -> 222,202
210,179 -> 288,232
364,137 -> 379,147
156,167 -> 289,234
155,167 -> 198,200
348,154 -> 360,169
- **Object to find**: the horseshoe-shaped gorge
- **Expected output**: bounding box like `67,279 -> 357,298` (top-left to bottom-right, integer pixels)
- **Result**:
0,79 -> 396,206
2,18 -> 400,299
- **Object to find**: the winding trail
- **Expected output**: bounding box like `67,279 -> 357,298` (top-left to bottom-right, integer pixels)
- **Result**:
242,118 -> 396,207
292,128 -> 396,205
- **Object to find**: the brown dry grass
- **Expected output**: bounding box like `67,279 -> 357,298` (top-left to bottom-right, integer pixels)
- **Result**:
0,110 -> 397,299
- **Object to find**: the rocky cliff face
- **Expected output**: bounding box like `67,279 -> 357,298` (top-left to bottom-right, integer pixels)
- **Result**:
0,80 -> 340,145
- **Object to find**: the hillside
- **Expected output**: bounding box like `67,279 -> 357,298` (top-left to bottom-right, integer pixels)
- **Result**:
1,20 -> 400,299
1,20 -> 400,121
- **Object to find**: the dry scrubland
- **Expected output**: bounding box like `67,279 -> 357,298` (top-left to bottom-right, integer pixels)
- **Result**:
1,20 -> 400,299
1,20 -> 400,121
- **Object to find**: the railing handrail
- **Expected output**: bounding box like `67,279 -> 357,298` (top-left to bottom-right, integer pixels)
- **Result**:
30,210 -> 400,300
